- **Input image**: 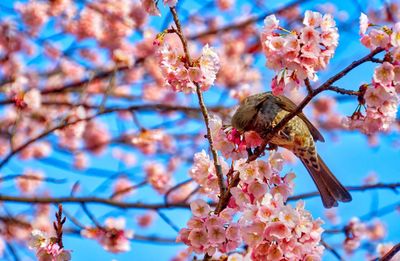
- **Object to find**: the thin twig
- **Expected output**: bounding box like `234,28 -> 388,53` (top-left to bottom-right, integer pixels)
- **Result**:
169,7 -> 226,206
380,243 -> 400,261
53,204 -> 66,249
0,104 -> 224,170
110,180 -> 147,199
288,182 -> 400,201
188,0 -> 309,40
164,179 -> 193,205
156,210 -> 180,232
321,240 -> 345,261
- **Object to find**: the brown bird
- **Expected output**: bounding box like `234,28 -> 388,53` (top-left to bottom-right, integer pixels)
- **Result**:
231,92 -> 352,208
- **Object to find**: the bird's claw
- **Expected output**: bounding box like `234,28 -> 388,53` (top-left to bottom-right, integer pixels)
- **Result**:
265,144 -> 278,151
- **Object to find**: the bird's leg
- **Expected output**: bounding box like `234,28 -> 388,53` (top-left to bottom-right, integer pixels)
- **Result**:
253,146 -> 264,156
265,143 -> 278,151
247,142 -> 267,162
246,147 -> 254,157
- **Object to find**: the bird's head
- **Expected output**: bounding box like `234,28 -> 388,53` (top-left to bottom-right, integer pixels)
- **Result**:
231,92 -> 270,132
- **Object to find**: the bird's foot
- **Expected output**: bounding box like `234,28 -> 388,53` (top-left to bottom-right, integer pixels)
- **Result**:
246,147 -> 254,157
265,144 -> 278,151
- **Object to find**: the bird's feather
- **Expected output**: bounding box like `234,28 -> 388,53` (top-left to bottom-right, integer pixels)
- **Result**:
275,94 -> 325,142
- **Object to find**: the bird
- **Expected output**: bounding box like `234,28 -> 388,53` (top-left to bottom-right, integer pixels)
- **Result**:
231,92 -> 352,208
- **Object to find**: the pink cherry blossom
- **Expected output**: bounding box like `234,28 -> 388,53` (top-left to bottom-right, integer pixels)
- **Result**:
136,212 -> 155,228
73,153 -> 89,170
303,10 -> 323,27
36,243 -> 71,261
164,0 -> 178,7
207,225 -> 226,244
261,11 -> 338,92
188,228 -> 208,249
359,13 -> 369,35
145,161 -> 172,194
217,0 -> 235,11
112,176 -> 134,200
15,1 -> 49,35
199,45 -> 220,90
16,169 -> 43,194
265,221 -> 292,240
23,89 -> 41,110
373,62 -> 394,85
392,22 -> 400,47
82,217 -> 133,253
141,0 -> 161,16
369,29 -> 390,49
190,199 -> 211,218
158,43 -> 220,93
263,15 -> 279,33
82,121 -> 110,155
28,230 -> 71,261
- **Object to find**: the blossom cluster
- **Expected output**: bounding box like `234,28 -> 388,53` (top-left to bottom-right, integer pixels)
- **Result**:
178,194 -> 324,260
261,11 -> 339,94
184,119 -> 324,259
158,44 -> 220,93
141,0 -> 178,16
343,217 -> 386,254
189,143 -> 292,202
239,196 -> 324,261
188,150 -> 229,198
177,200 -> 240,255
145,161 -> 173,194
81,217 -> 133,253
344,14 -> 400,134
124,129 -> 175,155
28,230 -> 71,261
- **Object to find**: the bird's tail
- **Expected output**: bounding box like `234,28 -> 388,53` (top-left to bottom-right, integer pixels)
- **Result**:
299,154 -> 352,208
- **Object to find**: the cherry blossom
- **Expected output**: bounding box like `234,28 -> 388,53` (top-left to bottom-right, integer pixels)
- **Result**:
16,169 -> 43,194
81,217 -> 133,253
261,10 -> 338,93
158,43 -> 220,93
28,230 -> 71,261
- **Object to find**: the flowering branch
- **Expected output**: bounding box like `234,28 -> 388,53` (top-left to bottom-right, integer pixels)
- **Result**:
249,47 -> 384,161
110,181 -> 147,199
0,104 -> 225,170
169,7 -> 226,202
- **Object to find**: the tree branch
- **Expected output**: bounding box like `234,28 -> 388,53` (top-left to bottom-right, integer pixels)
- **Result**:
188,0 -> 309,40
0,194 -> 191,209
288,182 -> 400,201
0,104 -> 225,170
169,7 -> 226,208
380,243 -> 400,261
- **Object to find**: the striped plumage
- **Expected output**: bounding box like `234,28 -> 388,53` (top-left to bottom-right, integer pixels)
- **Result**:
231,92 -> 352,208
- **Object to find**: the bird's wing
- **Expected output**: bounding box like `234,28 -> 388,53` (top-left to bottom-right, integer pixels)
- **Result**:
275,95 -> 325,142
